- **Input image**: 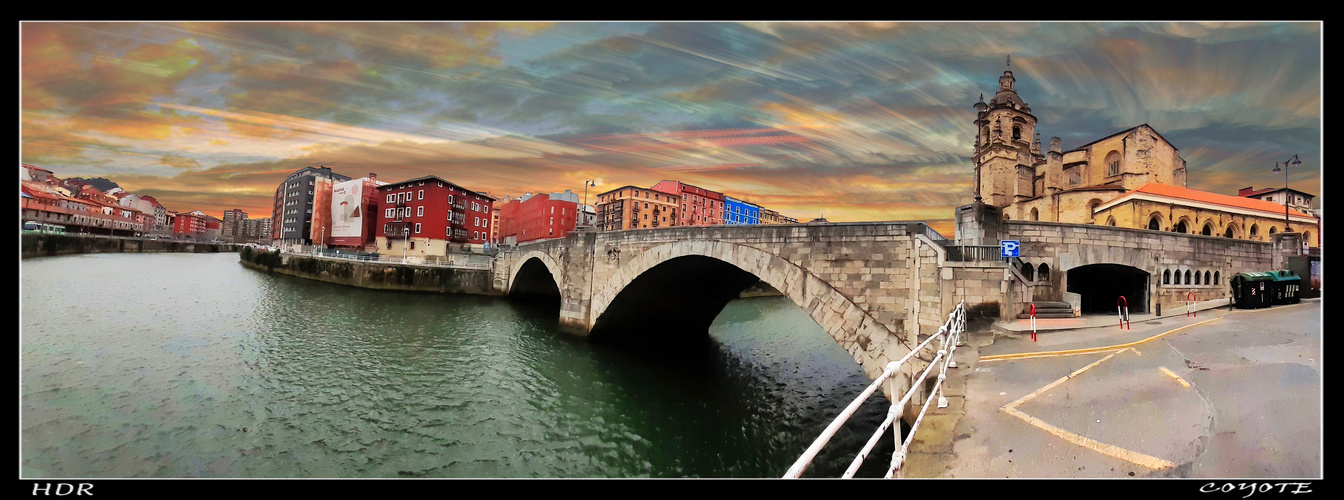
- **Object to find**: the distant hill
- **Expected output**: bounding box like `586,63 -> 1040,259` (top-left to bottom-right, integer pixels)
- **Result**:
66,177 -> 121,192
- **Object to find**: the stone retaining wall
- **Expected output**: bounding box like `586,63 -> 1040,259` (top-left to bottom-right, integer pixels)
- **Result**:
21,233 -> 234,259
238,247 -> 496,295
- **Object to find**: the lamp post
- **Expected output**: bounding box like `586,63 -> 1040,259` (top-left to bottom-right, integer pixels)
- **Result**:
583,180 -> 596,228
1272,154 -> 1300,232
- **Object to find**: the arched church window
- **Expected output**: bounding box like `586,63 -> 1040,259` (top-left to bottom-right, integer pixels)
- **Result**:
1214,272 -> 1219,285
1013,126 -> 1021,141
1173,269 -> 1181,285
1021,262 -> 1034,281
1173,220 -> 1188,233
1250,224 -> 1259,239
1204,271 -> 1211,285
1149,217 -> 1161,231
1163,270 -> 1171,284
1030,208 -> 1039,221
1269,227 -> 1277,235
1105,151 -> 1121,176
1304,231 -> 1311,244
1202,223 -> 1213,236
1185,270 -> 1192,284
1038,263 -> 1050,282
1194,271 -> 1201,285
1225,226 -> 1235,238
1107,216 -> 1116,226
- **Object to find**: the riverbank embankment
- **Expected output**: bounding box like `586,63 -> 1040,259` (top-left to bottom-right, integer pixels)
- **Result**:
21,232 -> 237,259
237,246 -> 497,295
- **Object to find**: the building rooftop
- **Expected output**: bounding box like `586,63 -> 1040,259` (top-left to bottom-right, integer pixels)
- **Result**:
1113,182 -> 1315,219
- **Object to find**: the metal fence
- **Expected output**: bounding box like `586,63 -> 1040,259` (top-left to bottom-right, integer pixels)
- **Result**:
783,300 -> 967,478
288,248 -> 492,270
943,245 -> 1005,262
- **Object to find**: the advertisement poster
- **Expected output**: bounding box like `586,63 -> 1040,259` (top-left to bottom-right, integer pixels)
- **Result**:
332,179 -> 364,239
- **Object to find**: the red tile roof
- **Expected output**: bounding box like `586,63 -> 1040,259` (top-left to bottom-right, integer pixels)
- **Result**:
1132,183 -> 1313,218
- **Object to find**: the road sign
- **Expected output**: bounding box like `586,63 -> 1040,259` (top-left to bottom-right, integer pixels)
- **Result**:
1000,240 -> 1020,258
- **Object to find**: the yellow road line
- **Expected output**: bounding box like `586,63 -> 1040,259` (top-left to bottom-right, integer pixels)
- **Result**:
1003,348 -> 1128,411
981,317 -> 1223,362
998,346 -> 1175,470
1159,367 -> 1190,388
1001,406 -> 1177,470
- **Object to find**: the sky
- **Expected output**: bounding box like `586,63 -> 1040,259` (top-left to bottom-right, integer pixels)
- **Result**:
20,21 -> 1322,236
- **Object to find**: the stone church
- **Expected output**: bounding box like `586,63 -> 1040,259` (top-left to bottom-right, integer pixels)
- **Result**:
971,67 -> 1317,247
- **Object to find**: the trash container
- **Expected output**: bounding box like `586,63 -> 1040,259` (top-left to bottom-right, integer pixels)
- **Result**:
1269,270 -> 1302,305
1231,272 -> 1274,309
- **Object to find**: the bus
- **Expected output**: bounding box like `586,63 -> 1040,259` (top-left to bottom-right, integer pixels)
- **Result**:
23,221 -> 66,234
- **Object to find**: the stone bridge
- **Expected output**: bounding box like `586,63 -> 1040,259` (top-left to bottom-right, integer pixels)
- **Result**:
493,222 -> 983,392
491,216 -> 1305,406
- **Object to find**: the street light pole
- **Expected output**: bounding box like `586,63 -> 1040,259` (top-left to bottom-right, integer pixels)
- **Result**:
1272,154 -> 1300,232
583,180 -> 595,228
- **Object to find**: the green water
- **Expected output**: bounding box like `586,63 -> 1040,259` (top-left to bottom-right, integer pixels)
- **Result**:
20,252 -> 894,478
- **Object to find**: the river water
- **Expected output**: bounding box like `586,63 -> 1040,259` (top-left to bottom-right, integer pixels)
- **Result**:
20,252 -> 896,478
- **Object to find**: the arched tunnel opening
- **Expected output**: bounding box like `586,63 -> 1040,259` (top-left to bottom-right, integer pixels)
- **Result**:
509,258 -> 562,312
1066,263 -> 1150,315
591,255 -> 762,350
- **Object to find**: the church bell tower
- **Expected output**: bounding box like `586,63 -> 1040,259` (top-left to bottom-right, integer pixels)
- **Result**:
973,57 -> 1046,209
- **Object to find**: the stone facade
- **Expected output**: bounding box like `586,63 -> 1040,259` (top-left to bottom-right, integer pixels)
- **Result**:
493,222 -> 1008,402
1005,220 -> 1275,316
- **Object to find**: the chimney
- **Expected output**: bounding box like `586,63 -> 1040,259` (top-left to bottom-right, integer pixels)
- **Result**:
1238,187 -> 1255,197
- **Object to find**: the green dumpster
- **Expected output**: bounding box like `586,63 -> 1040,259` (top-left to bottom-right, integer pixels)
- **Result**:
1269,270 -> 1302,305
1230,272 -> 1274,309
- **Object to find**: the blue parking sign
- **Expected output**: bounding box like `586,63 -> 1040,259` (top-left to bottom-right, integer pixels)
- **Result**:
1000,240 -> 1020,258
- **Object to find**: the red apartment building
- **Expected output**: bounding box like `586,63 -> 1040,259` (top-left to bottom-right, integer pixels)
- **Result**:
497,193 -> 579,244
652,180 -> 724,227
172,211 -> 209,239
374,176 -> 495,258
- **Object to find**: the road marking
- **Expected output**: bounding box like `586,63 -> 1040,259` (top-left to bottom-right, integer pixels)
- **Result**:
999,347 -> 1175,470
980,316 -> 1223,362
1001,406 -> 1177,470
1159,367 -> 1190,388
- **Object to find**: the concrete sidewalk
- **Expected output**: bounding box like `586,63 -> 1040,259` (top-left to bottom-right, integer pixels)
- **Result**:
902,296 -> 1321,478
993,297 -> 1238,334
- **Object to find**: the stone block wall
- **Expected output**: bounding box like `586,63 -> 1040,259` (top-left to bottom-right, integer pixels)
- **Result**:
1007,220 -> 1272,314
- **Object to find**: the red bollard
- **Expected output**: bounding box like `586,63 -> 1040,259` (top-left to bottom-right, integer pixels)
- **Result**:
1186,292 -> 1197,318
1117,296 -> 1130,330
1030,303 -> 1037,342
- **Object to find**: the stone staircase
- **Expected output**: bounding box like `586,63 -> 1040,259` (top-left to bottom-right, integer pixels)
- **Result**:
1017,301 -> 1074,319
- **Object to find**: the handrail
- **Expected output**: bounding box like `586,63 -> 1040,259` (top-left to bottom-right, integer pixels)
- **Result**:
783,300 -> 967,478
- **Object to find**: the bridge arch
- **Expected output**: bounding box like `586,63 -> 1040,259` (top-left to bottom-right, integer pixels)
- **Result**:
508,250 -> 564,299
589,240 -> 906,374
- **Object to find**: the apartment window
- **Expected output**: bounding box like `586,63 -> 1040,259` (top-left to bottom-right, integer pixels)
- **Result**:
415,206 -> 423,217
414,223 -> 421,233
474,231 -> 479,239
418,190 -> 424,200
475,216 -> 480,226
551,206 -> 554,214
385,208 -> 394,218
387,194 -> 394,203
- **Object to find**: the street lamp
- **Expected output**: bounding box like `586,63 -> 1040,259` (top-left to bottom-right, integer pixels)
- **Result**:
583,180 -> 596,228
1272,154 -> 1301,232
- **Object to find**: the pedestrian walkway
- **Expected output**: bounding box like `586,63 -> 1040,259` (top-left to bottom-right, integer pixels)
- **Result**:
902,297 -> 1321,478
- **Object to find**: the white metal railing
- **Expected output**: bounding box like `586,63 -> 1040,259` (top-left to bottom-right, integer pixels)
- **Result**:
784,300 -> 967,479
286,248 -> 492,270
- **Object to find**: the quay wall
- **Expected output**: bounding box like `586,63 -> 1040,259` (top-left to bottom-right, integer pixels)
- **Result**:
238,247 -> 497,295
21,233 -> 236,259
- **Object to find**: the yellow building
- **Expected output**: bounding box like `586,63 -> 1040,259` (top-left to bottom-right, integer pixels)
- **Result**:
973,68 -> 1318,247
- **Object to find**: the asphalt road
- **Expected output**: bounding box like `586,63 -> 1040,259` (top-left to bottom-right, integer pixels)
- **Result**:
926,300 -> 1321,479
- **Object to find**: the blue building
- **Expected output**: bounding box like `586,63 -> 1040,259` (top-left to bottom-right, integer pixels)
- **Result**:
722,196 -> 761,225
